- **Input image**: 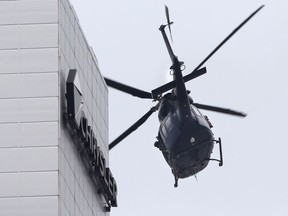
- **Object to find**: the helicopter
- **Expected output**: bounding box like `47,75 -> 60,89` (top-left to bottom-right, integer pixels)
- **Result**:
104,5 -> 264,187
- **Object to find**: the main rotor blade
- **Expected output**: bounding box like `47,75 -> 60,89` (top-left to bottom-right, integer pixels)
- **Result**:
151,67 -> 207,98
104,77 -> 152,99
193,103 -> 247,117
191,5 -> 264,73
109,105 -> 159,150
151,5 -> 264,98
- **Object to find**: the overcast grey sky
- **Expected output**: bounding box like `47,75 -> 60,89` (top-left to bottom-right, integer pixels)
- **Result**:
70,1 -> 288,215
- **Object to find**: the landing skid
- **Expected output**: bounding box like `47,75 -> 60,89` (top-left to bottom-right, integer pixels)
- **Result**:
210,137 -> 223,166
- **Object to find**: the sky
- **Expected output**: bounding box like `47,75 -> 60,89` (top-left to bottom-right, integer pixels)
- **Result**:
70,1 -> 288,215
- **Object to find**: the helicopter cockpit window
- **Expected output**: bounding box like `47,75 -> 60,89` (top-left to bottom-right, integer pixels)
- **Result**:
158,100 -> 175,122
160,115 -> 173,141
191,105 -> 202,116
160,123 -> 168,139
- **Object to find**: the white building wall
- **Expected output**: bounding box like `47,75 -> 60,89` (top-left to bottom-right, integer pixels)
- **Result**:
59,0 -> 110,215
0,0 -> 59,215
0,0 -> 110,215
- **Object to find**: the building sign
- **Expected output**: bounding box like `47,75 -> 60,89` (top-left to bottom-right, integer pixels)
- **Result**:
65,69 -> 117,211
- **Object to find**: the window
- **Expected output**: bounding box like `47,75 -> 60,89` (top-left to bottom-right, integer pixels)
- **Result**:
191,105 -> 202,116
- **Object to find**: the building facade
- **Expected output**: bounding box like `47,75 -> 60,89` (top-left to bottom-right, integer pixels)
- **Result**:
0,0 -> 114,215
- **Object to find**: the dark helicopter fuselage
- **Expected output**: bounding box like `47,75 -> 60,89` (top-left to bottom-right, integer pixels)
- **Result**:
155,55 -> 214,180
154,24 -> 216,181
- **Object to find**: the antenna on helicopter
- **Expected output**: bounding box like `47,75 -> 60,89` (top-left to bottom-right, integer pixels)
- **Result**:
194,174 -> 198,182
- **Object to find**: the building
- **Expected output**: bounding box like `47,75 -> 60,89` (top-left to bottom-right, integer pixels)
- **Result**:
0,0 -> 116,215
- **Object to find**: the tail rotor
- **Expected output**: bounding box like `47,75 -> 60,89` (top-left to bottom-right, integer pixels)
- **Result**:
165,5 -> 174,42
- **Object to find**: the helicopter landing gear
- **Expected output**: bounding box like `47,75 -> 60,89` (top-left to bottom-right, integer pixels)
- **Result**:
217,137 -> 223,166
210,137 -> 223,166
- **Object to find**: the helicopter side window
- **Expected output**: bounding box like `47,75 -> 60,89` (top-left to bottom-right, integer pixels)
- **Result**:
160,116 -> 173,140
160,122 -> 168,139
158,100 -> 175,121
165,116 -> 173,134
191,104 -> 212,128
191,105 -> 202,116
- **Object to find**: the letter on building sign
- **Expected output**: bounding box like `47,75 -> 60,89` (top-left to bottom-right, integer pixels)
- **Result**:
66,69 -> 83,130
